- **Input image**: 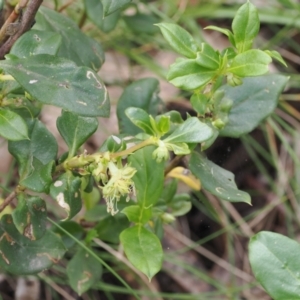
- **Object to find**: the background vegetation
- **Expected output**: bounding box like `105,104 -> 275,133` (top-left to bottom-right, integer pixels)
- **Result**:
1,0 -> 299,299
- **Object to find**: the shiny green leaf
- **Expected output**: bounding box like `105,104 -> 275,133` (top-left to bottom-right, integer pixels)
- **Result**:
232,1 -> 260,52
220,74 -> 289,137
124,13 -> 159,34
102,0 -> 131,16
167,58 -> 215,90
10,29 -> 62,59
265,50 -> 287,67
228,49 -> 272,77
125,107 -> 155,135
85,0 -> 120,33
164,117 -> 213,144
204,26 -> 235,47
122,205 -> 152,224
196,43 -> 220,69
57,111 -> 98,157
156,23 -> 198,58
117,78 -> 161,135
0,54 -> 110,117
8,119 -> 57,192
249,231 -> 300,300
129,146 -> 164,207
0,109 -> 28,141
120,225 -> 163,280
189,152 -> 251,204
35,6 -> 104,69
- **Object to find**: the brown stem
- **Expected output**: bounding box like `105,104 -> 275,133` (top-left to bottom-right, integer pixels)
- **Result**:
0,190 -> 17,213
58,0 -> 75,12
0,0 -> 43,59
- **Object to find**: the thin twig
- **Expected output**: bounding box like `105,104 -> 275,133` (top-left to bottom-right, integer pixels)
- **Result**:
38,273 -> 76,300
0,0 -> 43,58
0,190 -> 17,213
58,0 -> 75,13
0,0 -> 29,44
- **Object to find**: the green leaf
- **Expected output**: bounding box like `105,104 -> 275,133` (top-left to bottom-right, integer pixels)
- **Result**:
93,205 -> 129,244
12,196 -> 47,240
0,109 -> 28,141
129,146 -> 164,207
190,93 -> 209,115
167,58 -> 216,90
120,226 -> 163,280
0,54 -> 110,117
122,205 -> 152,224
164,117 -> 213,144
170,195 -> 192,217
125,107 -> 155,135
35,6 -> 104,70
249,231 -> 300,300
196,43 -> 220,70
220,74 -> 289,137
204,26 -> 235,47
50,173 -> 82,221
52,221 -> 84,249
10,29 -> 62,59
265,50 -> 288,67
117,78 -> 161,135
8,119 -> 58,192
228,49 -> 272,77
156,115 -> 170,135
124,13 -> 159,35
101,0 -> 131,16
189,152 -> 251,204
57,111 -> 98,157
232,1 -> 260,52
0,214 -> 66,275
85,0 -> 104,29
156,23 -> 198,58
67,248 -> 102,295
85,0 -> 120,33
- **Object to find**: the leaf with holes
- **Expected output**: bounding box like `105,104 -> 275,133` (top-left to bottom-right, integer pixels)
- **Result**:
0,214 -> 66,275
0,54 -> 110,117
12,196 -> 47,240
50,173 -> 82,221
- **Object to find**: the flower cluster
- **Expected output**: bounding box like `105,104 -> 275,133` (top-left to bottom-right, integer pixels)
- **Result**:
91,155 -> 136,215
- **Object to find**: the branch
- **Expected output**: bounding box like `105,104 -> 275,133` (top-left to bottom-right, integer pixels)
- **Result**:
0,190 -> 17,213
0,0 -> 43,59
